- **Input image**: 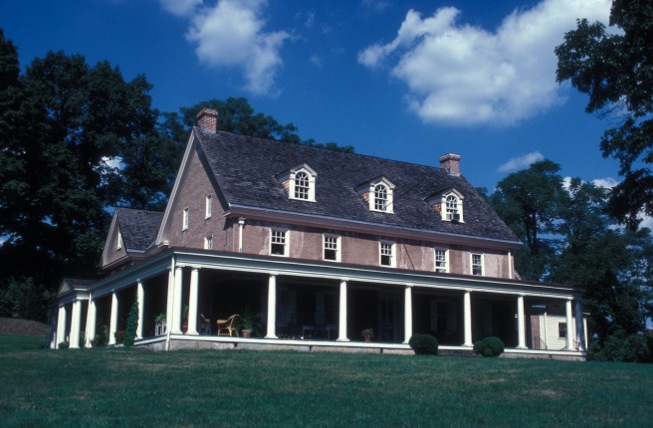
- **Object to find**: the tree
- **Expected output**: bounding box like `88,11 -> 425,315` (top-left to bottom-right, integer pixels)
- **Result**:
555,0 -> 653,229
164,97 -> 355,153
0,33 -> 172,319
489,160 -> 567,280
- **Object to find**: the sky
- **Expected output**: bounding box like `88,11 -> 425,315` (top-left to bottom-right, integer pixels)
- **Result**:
0,0 -> 627,207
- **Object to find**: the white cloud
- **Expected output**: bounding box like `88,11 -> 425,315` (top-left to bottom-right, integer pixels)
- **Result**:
158,0 -> 202,17
592,177 -> 619,189
498,151 -> 545,172
159,0 -> 289,95
358,0 -> 611,126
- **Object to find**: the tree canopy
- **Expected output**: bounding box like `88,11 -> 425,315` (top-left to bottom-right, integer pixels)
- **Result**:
555,0 -> 653,229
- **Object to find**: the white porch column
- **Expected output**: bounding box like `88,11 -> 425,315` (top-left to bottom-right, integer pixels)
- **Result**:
337,280 -> 349,342
85,298 -> 97,348
403,285 -> 413,344
69,300 -> 82,349
265,274 -> 278,339
187,268 -> 200,335
165,268 -> 174,334
108,292 -> 119,345
56,305 -> 67,348
574,298 -> 586,351
565,298 -> 573,350
517,295 -> 527,349
136,280 -> 144,340
463,290 -> 473,347
172,266 -> 184,334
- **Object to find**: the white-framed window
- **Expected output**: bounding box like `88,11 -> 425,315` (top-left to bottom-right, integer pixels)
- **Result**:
284,164 -> 317,201
204,234 -> 213,250
294,171 -> 310,200
471,253 -> 483,276
116,231 -> 123,251
435,248 -> 448,273
270,229 -> 288,256
323,235 -> 340,262
440,189 -> 464,222
374,184 -> 389,211
558,322 -> 567,339
182,207 -> 189,231
205,194 -> 212,219
379,241 -> 395,267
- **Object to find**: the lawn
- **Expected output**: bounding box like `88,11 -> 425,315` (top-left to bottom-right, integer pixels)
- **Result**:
1,335 -> 652,427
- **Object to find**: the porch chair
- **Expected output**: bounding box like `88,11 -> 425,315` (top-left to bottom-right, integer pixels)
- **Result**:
216,314 -> 239,337
200,314 -> 212,335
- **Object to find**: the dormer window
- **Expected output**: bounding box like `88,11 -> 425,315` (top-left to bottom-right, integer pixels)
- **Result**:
358,177 -> 395,213
279,164 -> 317,202
441,189 -> 464,222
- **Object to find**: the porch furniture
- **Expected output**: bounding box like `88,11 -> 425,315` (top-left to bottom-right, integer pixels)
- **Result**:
200,314 -> 212,335
216,314 -> 239,337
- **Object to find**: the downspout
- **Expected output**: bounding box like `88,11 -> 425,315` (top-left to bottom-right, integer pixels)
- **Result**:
238,217 -> 246,253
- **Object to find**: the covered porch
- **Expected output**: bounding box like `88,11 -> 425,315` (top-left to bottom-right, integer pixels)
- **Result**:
54,248 -> 587,359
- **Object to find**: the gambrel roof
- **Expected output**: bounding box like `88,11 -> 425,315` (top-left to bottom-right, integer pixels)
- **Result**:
195,129 -> 519,244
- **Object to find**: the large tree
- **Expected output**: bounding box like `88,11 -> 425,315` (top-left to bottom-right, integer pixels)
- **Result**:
555,0 -> 653,229
163,97 -> 355,153
489,160 -> 567,280
0,32 -> 174,319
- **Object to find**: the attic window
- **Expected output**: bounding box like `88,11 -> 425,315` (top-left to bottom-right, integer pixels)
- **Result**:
116,231 -> 123,251
440,190 -> 464,222
359,177 -> 395,213
281,164 -> 317,202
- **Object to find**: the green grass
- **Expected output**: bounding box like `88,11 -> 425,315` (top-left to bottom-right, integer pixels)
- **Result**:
1,336 -> 652,427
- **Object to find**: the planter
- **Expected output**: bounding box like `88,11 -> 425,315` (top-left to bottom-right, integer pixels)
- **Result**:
363,336 -> 372,343
241,329 -> 252,338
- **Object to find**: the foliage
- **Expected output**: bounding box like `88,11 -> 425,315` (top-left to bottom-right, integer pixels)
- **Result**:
164,97 -> 355,153
408,334 -> 439,355
555,0 -> 653,228
588,331 -> 653,363
361,328 -> 374,338
2,349 -> 653,427
57,341 -> 69,350
0,277 -> 54,321
489,160 -> 566,280
123,302 -> 139,347
473,336 -> 505,357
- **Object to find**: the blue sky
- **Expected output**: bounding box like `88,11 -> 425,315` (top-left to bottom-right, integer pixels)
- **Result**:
0,0 -> 621,196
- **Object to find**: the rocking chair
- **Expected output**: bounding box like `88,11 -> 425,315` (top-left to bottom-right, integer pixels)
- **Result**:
216,314 -> 239,337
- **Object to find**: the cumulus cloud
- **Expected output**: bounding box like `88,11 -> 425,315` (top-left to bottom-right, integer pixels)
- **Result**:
358,0 -> 611,126
498,151 -> 545,172
158,0 -> 289,95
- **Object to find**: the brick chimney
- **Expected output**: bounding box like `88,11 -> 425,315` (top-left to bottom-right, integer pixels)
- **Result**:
439,153 -> 461,176
196,108 -> 218,134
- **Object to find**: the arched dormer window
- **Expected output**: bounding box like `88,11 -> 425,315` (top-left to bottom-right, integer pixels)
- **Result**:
441,190 -> 464,222
356,177 -> 395,213
278,164 -> 317,202
427,189 -> 464,222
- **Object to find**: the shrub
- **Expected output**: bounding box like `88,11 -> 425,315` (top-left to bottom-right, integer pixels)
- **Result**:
473,336 -> 505,357
124,301 -> 139,347
408,334 -> 438,355
58,341 -> 69,349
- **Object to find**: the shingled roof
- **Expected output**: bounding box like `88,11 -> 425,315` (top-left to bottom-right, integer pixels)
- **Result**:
116,208 -> 163,252
196,130 -> 519,244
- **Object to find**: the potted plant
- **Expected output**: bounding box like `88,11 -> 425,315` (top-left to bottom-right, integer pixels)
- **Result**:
239,308 -> 258,338
155,313 -> 166,336
361,328 -> 374,342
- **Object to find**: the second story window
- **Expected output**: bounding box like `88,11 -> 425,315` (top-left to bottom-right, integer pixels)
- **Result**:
182,207 -> 189,231
472,253 -> 483,276
435,249 -> 448,273
439,189 -> 464,222
294,171 -> 310,200
205,194 -> 212,219
323,235 -> 340,261
204,234 -> 213,250
270,230 -> 288,256
380,242 -> 394,267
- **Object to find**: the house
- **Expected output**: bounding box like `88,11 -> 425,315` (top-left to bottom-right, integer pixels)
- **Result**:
50,108 -> 587,358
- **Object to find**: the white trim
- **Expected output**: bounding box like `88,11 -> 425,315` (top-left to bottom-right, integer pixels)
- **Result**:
471,253 -> 483,276
182,207 -> 189,231
323,234 -> 341,262
205,194 -> 212,219
379,241 -> 395,267
434,247 -> 449,273
270,229 -> 289,257
285,164 -> 317,202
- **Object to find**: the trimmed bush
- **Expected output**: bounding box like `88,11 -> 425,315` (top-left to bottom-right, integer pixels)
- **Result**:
473,336 -> 505,357
409,334 -> 438,355
124,301 -> 139,347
